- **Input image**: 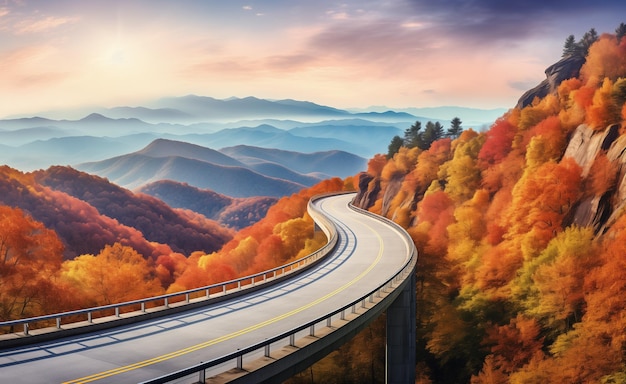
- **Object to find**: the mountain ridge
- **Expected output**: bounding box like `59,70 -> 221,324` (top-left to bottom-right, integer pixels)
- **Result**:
76,139 -> 366,196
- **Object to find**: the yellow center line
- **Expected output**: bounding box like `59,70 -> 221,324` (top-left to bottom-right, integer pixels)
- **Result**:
64,216 -> 384,384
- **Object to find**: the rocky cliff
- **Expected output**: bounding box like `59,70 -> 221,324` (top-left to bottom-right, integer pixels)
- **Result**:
564,122 -> 626,234
516,54 -> 586,109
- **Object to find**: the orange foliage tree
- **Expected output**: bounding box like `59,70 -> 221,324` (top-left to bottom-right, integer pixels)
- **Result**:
0,207 -> 72,321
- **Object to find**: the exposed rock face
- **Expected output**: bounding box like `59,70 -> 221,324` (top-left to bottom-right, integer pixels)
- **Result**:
564,124 -> 620,177
353,173 -> 380,209
563,124 -> 625,233
516,55 -> 586,109
353,173 -> 406,217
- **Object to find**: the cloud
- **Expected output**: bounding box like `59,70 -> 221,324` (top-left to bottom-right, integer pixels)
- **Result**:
242,5 -> 252,11
0,45 -> 71,87
0,45 -> 56,69
404,0 -> 626,43
12,71 -> 71,87
329,11 -> 349,20
308,19 -> 442,69
14,15 -> 79,34
265,53 -> 317,71
185,53 -> 319,79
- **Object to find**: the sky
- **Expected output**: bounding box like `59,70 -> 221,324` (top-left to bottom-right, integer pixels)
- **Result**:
0,0 -> 625,118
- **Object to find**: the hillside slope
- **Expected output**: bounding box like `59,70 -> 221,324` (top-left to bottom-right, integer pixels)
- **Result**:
351,30 -> 626,383
138,180 -> 278,230
0,166 -> 233,259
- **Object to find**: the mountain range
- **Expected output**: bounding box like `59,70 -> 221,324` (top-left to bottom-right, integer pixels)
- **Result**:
0,95 -> 505,211
25,95 -> 420,124
0,96 -> 502,173
76,139 -> 365,197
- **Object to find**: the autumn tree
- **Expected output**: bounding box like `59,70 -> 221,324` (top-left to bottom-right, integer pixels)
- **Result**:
475,314 -> 544,380
0,207 -> 66,321
61,243 -> 163,306
581,33 -> 626,85
367,154 -> 388,177
586,78 -> 621,129
409,138 -> 452,196
511,226 -> 599,336
439,130 -> 485,203
478,117 -> 517,167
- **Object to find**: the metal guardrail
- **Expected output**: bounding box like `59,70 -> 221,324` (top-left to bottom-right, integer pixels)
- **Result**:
0,193 -> 344,341
137,195 -> 418,384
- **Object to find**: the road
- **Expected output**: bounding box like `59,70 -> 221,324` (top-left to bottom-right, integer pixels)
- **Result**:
0,193 -> 412,383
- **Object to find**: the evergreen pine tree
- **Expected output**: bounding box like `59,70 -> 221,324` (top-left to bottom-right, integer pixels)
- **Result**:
387,135 -> 404,159
404,121 -> 424,149
562,35 -> 577,57
616,22 -> 626,43
446,117 -> 463,139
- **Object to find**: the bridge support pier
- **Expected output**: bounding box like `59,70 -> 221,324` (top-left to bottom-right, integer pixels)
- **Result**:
386,272 -> 416,384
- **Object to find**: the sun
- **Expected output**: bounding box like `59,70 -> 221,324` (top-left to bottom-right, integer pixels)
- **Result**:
100,39 -> 134,68
107,46 -> 128,67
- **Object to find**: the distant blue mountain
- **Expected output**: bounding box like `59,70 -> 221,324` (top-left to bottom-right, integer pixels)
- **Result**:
137,138 -> 245,167
0,95 -> 506,174
288,124 -> 401,155
147,95 -> 353,121
179,125 -> 373,157
0,126 -> 76,146
1,134 -> 157,171
220,145 -> 367,179
0,116 -> 58,129
100,106 -> 195,123
77,153 -> 305,197
76,139 -> 367,197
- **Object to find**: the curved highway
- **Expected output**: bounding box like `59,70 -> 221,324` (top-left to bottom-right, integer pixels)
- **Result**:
0,193 -> 413,383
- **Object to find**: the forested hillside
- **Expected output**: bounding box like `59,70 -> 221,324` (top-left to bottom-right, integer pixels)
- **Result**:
0,165 -> 351,324
345,28 -> 626,383
138,180 -> 278,230
0,166 -> 233,259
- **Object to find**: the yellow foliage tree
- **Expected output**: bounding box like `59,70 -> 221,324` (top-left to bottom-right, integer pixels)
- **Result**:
61,243 -> 163,306
586,77 -> 621,130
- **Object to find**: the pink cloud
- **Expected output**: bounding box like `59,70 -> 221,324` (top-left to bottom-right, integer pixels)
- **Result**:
14,15 -> 79,34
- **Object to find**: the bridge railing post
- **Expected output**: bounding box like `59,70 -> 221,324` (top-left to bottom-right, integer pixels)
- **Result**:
198,366 -> 205,383
236,354 -> 243,370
